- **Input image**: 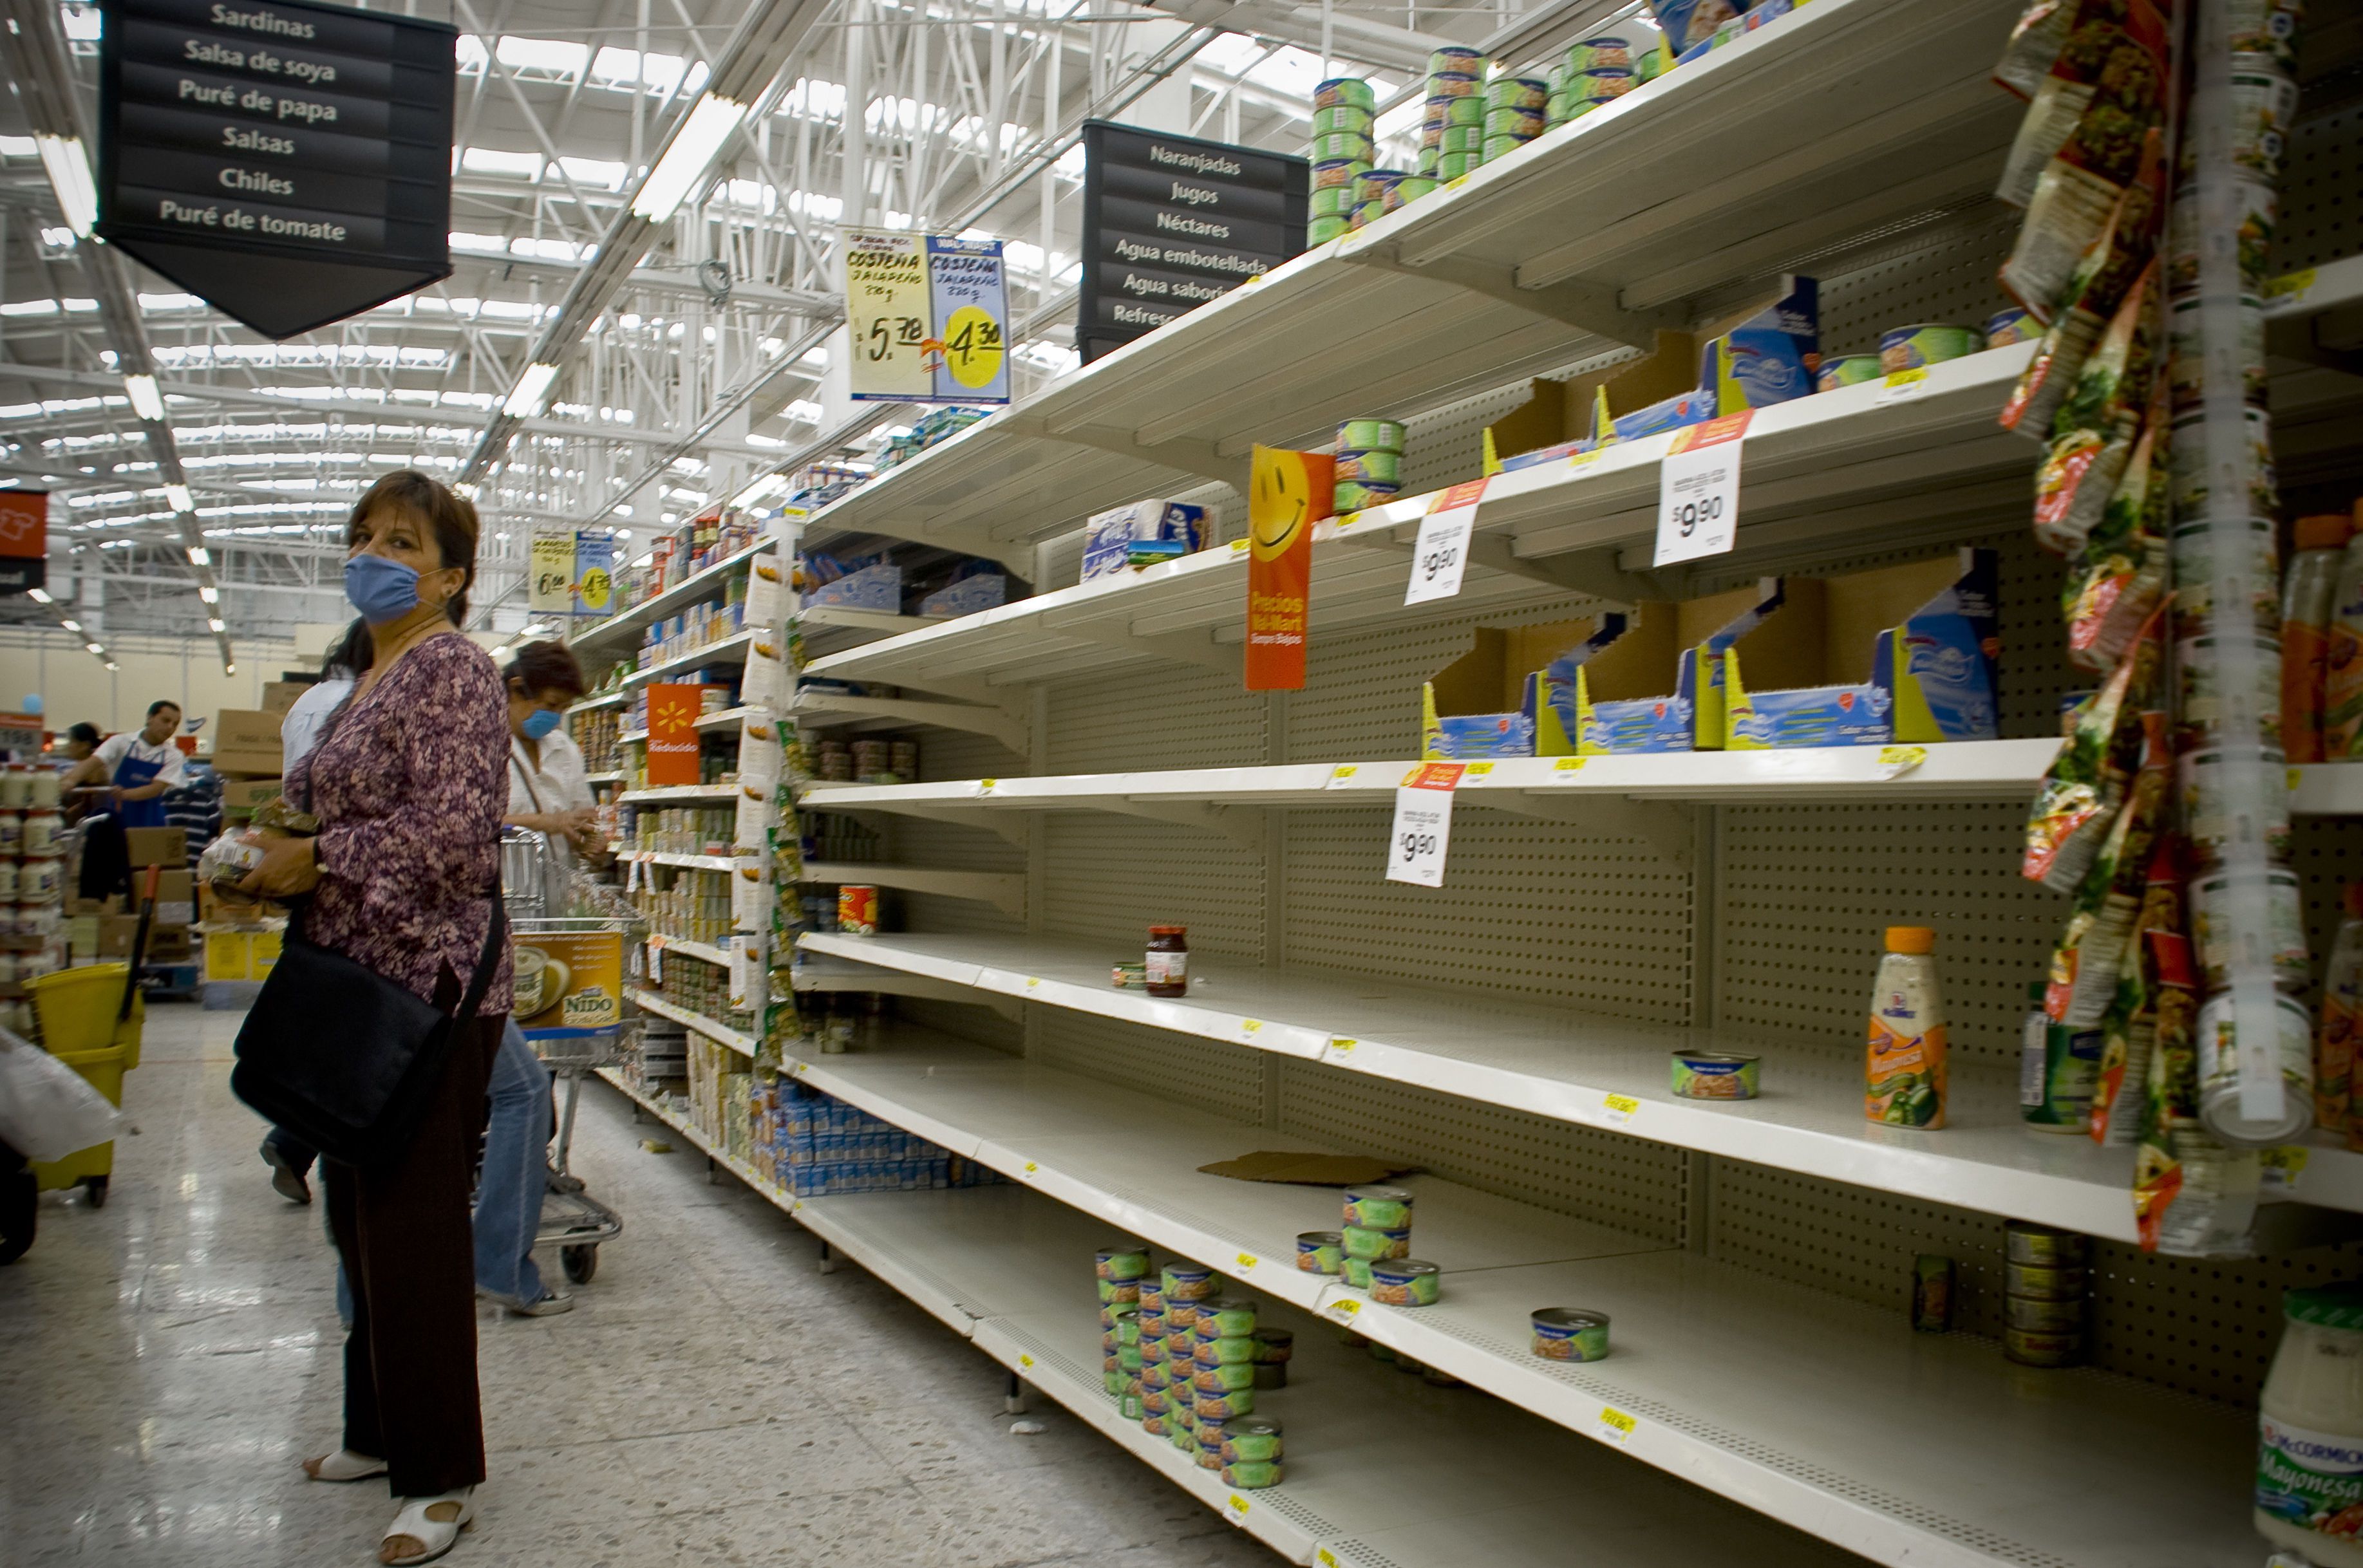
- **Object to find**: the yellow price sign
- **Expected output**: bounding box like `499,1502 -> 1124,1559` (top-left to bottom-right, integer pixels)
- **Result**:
1877,745 -> 1928,779
1241,1020 -> 1264,1038
1552,756 -> 1587,772
2263,1145 -> 2311,1193
980,778 -> 997,792
1319,1552 -> 1341,1568
2271,267 -> 2318,302
1328,763 -> 1360,787
1018,1353 -> 1035,1369
1022,1161 -> 1039,1175
1235,1252 -> 1258,1271
1603,1093 -> 1639,1125
1230,537 -> 1250,554
1226,1495 -> 1252,1519
1464,761 -> 1494,778
1329,1298 -> 1359,1317
941,303 -> 1004,390
1596,1405 -> 1637,1445
1330,1037 -> 1357,1055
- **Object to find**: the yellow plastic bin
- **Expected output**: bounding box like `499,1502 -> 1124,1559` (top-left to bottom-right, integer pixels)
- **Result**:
26,966 -> 143,1206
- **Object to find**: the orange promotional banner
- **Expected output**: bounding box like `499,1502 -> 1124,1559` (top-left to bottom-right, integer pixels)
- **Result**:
1245,445 -> 1332,691
645,683 -> 706,785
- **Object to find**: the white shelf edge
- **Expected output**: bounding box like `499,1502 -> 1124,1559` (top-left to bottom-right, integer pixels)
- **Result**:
651,934 -> 731,967
619,784 -> 748,805
623,628 -> 760,688
623,850 -> 740,872
801,862 -> 1026,917
629,988 -> 757,1056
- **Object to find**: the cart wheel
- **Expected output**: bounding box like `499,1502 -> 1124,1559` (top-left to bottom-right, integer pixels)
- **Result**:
561,1244 -> 598,1284
83,1175 -> 109,1209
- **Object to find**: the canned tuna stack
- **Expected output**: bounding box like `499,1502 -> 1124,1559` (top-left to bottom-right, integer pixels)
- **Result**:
1333,417 -> 1406,514
1478,72 -> 1549,165
1547,34 -> 1641,129
1340,1184 -> 1441,1306
2003,1223 -> 2093,1368
1418,47 -> 1488,182
1308,78 -> 1375,245
1997,0 -> 2306,1255
1131,1259 -> 1286,1488
1097,1243 -> 1149,1414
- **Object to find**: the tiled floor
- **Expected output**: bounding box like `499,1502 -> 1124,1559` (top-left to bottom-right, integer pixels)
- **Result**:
0,1003 -> 1281,1567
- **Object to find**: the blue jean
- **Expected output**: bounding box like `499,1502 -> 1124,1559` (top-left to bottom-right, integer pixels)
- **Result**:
473,1018 -> 553,1303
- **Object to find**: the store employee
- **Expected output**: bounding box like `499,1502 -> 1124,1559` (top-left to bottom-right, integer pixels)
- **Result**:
64,700 -> 186,829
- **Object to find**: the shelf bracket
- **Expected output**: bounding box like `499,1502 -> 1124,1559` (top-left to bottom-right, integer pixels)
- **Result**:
1475,792 -> 1693,865
1347,245 -> 1686,350
1048,616 -> 1239,675
793,694 -> 1029,752
1100,799 -> 1268,848
1039,424 -> 1249,492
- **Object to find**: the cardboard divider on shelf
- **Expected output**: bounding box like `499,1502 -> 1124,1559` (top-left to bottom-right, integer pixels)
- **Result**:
1565,583 -> 1776,754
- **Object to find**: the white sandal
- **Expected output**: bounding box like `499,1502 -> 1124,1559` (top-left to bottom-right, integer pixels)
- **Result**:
301,1448 -> 386,1482
380,1488 -> 473,1566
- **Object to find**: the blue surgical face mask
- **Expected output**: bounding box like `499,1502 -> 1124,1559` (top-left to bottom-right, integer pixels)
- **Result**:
520,708 -> 563,740
344,552 -> 420,624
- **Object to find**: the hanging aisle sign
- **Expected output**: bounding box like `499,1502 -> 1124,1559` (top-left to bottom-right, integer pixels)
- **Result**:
844,230 -> 1012,404
95,0 -> 457,340
528,527 -> 619,617
1077,121 -> 1308,366
1245,445 -> 1331,692
645,684 -> 705,787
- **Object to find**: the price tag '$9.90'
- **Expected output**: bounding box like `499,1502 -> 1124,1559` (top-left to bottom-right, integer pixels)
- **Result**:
1652,412 -> 1750,568
1405,480 -> 1485,606
1386,762 -> 1464,887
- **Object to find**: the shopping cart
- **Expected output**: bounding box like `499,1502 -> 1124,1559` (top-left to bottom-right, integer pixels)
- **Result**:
502,828 -> 632,1284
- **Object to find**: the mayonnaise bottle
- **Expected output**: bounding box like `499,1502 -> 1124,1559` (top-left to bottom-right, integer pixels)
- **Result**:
2321,519 -> 2363,757
2257,1284 -> 2363,1565
1867,926 -> 1946,1129
2319,883 -> 2363,1138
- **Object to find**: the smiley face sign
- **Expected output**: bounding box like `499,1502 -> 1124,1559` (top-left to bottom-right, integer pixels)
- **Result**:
1245,446 -> 1333,691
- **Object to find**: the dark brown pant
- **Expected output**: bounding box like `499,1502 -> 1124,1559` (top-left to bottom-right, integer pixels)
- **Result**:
323,1013 -> 503,1496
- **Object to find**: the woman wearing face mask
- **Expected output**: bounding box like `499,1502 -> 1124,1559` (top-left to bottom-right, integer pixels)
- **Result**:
473,640 -> 596,1319
238,469 -> 510,1567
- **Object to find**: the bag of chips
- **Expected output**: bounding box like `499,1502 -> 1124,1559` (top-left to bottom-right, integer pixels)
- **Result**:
2063,399 -> 2168,669
2024,599 -> 2167,888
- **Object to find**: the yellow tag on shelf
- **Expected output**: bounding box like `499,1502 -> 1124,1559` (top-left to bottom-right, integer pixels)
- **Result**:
1330,1037 -> 1357,1055
1330,1297 -> 1359,1317
1025,977 -> 1043,991
2271,267 -> 2318,302
1230,538 -> 1250,554
1876,367 -> 1928,404
1876,745 -> 1927,779
1318,1551 -> 1342,1568
979,778 -> 997,792
1022,1161 -> 1038,1175
1328,764 -> 1360,789
1018,1353 -> 1035,1368
1464,761 -> 1494,778
1236,1252 -> 1257,1271
1603,1093 -> 1639,1126
1553,756 -> 1586,772
2263,1145 -> 2311,1193
1227,1495 -> 1252,1520
1241,1020 -> 1264,1038
1565,449 -> 1601,474
1597,1405 -> 1637,1445
2290,767 -> 2304,792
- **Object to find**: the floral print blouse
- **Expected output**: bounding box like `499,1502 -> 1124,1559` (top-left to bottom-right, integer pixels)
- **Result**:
287,633 -> 513,1016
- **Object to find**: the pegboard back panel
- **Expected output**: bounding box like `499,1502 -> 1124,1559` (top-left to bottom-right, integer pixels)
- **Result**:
1038,816 -> 1268,962
1812,203 -> 2022,360
1033,1009 -> 1267,1125
914,726 -> 1025,783
2276,93 -> 2363,272
894,995 -> 1024,1053
1283,808 -> 1696,1025
1714,801 -> 2062,1061
1706,1157 -> 2363,1408
1042,662 -> 1268,775
1274,1057 -> 1688,1246
884,813 -> 1026,938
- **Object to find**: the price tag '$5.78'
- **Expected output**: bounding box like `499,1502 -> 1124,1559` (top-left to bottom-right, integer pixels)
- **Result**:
1386,762 -> 1465,887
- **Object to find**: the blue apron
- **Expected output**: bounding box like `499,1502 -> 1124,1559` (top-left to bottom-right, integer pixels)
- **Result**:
111,747 -> 170,829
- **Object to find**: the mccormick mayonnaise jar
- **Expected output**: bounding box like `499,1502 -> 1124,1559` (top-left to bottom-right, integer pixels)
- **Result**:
2257,1283 -> 2363,1565
1866,926 -> 1946,1129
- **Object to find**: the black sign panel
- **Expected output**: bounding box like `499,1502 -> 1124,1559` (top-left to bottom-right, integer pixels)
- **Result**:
1078,122 -> 1306,366
96,0 -> 456,341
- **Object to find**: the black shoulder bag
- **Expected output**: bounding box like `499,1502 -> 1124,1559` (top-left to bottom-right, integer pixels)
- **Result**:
231,899 -> 505,1169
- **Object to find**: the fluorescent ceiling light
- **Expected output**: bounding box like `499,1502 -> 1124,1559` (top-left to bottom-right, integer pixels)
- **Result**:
123,375 -> 165,422
630,94 -> 749,222
207,617 -> 225,632
186,546 -> 211,565
26,588 -> 50,604
84,642 -> 103,653
104,661 -> 118,671
502,362 -> 560,418
164,482 -> 193,511
225,662 -> 236,673
36,135 -> 98,237
59,619 -> 80,631
198,586 -> 218,604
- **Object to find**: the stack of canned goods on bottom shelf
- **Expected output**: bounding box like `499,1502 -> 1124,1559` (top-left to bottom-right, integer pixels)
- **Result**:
1308,77 -> 1376,245
1103,1249 -> 1286,1489
2003,1222 -> 2092,1367
1333,418 -> 1406,515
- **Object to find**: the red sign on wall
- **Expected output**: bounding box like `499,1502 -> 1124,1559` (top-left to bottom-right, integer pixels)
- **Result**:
645,684 -> 707,786
0,490 -> 47,596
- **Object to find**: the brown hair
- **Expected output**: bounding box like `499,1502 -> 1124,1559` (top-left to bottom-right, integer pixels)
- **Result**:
504,639 -> 587,700
348,470 -> 480,626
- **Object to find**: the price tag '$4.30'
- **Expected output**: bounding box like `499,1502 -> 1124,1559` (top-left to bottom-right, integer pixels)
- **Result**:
1653,411 -> 1750,567
1406,480 -> 1485,605
1386,762 -> 1464,887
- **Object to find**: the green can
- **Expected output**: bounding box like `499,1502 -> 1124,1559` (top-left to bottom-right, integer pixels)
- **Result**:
1116,1343 -> 1143,1372
1311,186 -> 1356,218
1310,131 -> 1375,163
1349,201 -> 1382,232
1815,354 -> 1884,392
1201,1298 -> 1258,1338
1095,1244 -> 1150,1281
1530,1306 -> 1610,1361
1142,1359 -> 1169,1390
1223,1460 -> 1283,1489
1433,93 -> 1486,126
1369,1258 -> 1442,1307
1194,1384 -> 1253,1420
1335,418 -> 1405,453
1483,75 -> 1549,111
1436,151 -> 1479,181
1342,1256 -> 1373,1291
1312,105 -> 1373,136
1335,449 -> 1400,486
1315,76 -> 1375,110
1331,480 -> 1400,513
1166,1300 -> 1199,1329
1342,1224 -> 1410,1260
1427,46 -> 1485,76
1095,1277 -> 1140,1305
1546,93 -> 1577,126
1483,107 -> 1545,139
2004,1221 -> 2093,1268
1141,1408 -> 1167,1436
1165,1418 -> 1191,1450
1912,1254 -> 1953,1332
1308,215 -> 1351,245
1295,1230 -> 1344,1274
1877,322 -> 1983,374
1194,1445 -> 1223,1472
1342,1184 -> 1414,1228
1191,1336 -> 1257,1367
1169,1374 -> 1196,1407
1120,1390 -> 1144,1421
1103,1368 -> 1127,1395
1393,175 -> 1439,206
1192,1361 -> 1255,1393
1415,146 -> 1440,176
1482,135 -> 1529,163
1221,1417 -> 1284,1464
1441,124 -> 1485,154
1164,1329 -> 1194,1359
1310,157 -> 1370,191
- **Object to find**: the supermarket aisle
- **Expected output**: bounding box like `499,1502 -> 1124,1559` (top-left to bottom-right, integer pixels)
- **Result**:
0,1003 -> 1280,1568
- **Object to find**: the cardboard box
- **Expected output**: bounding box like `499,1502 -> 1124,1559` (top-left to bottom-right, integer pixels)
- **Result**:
1420,615 -> 1627,760
146,926 -> 193,964
261,681 -> 309,715
1081,501 -> 1207,583
209,709 -> 285,777
152,868 -> 193,927
220,778 -> 283,815
96,915 -> 143,958
126,826 -> 187,867
919,573 -> 1007,617
1548,583 -> 1785,755
204,928 -> 283,982
1724,548 -> 2000,750
1699,276 -> 1820,415
804,563 -> 901,610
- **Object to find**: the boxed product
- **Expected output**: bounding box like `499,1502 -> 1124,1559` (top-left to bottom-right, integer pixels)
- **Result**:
209,709 -> 284,777
805,562 -> 901,611
219,778 -> 281,816
260,681 -> 308,715
919,572 -> 1007,617
154,868 -> 194,926
1699,275 -> 1820,413
1545,583 -> 1783,754
1724,548 -> 2001,749
126,826 -> 187,867
1419,614 -> 1630,760
203,927 -> 283,982
1081,501 -> 1207,584
147,926 -> 193,963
